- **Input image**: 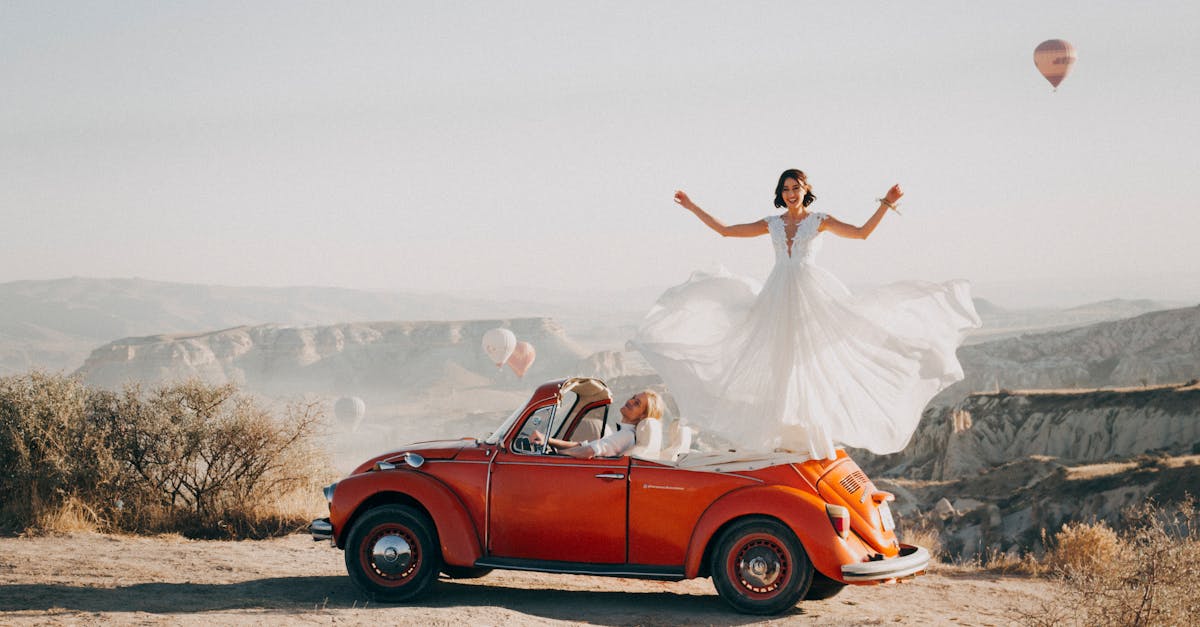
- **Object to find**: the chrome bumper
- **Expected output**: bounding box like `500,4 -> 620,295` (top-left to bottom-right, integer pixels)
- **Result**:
309,517 -> 333,542
841,544 -> 930,582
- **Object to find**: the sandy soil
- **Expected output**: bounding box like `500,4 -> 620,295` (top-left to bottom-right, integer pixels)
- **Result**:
0,532 -> 1056,626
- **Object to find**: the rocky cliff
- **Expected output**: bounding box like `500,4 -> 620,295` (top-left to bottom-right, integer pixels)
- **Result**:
863,383 -> 1200,481
857,383 -> 1200,559
75,318 -> 593,397
946,305 -> 1200,400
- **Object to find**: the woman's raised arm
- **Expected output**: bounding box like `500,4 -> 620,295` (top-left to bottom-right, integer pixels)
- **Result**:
674,190 -> 768,238
819,184 -> 903,240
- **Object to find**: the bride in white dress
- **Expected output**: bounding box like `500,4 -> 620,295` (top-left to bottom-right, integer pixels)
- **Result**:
631,169 -> 981,460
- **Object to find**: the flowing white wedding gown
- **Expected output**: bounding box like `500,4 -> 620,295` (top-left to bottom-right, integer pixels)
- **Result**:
631,212 -> 981,459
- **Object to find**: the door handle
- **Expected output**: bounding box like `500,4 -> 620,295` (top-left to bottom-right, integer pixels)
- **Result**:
594,473 -> 625,480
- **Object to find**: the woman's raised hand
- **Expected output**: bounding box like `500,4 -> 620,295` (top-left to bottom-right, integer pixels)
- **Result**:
884,184 -> 904,204
674,190 -> 697,211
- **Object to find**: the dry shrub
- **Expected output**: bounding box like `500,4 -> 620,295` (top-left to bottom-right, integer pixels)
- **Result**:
0,372 -> 125,531
1021,498 -> 1200,626
0,371 -> 334,539
1045,520 -> 1121,575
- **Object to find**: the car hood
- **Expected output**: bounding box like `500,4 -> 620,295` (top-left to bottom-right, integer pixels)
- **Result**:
350,438 -> 477,475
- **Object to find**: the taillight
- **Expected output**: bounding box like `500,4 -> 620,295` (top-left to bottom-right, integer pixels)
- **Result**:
826,503 -> 850,539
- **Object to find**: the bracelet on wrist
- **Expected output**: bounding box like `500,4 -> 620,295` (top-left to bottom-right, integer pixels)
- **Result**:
876,198 -> 902,215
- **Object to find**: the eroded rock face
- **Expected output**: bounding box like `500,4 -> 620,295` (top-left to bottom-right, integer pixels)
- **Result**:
75,318 -> 590,397
860,386 -> 1200,481
861,384 -> 1200,559
945,305 -> 1200,401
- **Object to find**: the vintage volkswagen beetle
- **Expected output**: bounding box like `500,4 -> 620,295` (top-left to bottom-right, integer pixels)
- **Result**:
311,377 -> 929,615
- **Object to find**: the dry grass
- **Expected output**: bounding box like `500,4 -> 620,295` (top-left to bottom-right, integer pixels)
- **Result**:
900,517 -> 944,563
31,496 -> 102,535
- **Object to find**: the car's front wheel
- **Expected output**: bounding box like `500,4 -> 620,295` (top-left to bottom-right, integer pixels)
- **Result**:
344,504 -> 441,602
711,517 -> 813,615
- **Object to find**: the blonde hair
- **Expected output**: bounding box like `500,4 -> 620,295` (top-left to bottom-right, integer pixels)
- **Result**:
641,390 -> 664,420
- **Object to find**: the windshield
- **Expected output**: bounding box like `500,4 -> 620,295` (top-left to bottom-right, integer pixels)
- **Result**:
484,405 -> 525,445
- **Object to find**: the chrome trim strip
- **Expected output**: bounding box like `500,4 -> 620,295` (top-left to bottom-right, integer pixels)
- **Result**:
493,461 -> 626,469
840,545 -> 930,582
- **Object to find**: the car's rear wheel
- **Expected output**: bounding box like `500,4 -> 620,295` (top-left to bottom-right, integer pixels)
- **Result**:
344,504 -> 441,602
804,570 -> 847,600
711,517 -> 813,615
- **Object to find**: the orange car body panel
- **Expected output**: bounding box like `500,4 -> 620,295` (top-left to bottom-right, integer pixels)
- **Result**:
330,467 -> 484,568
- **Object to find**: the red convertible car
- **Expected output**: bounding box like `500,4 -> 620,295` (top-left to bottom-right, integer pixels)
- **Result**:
311,377 -> 929,615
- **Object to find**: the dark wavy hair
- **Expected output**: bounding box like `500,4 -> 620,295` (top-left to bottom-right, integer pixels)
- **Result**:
773,169 -> 816,208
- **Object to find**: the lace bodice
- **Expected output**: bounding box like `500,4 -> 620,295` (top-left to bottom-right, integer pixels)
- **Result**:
766,213 -> 825,264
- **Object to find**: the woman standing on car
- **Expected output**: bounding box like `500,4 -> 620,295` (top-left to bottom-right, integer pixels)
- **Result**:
630,169 -> 980,459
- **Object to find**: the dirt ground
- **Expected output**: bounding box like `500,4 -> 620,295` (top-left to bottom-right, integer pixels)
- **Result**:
0,532 -> 1057,626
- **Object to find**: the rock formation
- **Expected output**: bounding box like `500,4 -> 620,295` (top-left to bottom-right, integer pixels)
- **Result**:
75,318 -> 591,398
945,305 -> 1200,401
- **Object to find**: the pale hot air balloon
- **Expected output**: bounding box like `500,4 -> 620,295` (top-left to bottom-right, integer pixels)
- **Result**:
1034,39 -> 1077,90
333,396 -> 366,432
507,341 -> 536,378
482,327 -> 517,368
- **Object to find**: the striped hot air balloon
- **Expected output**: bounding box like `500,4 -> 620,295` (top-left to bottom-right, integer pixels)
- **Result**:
1033,39 -> 1077,89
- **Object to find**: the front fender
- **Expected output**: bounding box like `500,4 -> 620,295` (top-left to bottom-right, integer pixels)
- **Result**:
331,469 -> 483,568
683,484 -> 874,582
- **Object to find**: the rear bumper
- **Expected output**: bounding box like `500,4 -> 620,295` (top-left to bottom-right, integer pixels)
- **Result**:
841,544 -> 930,582
309,517 -> 333,542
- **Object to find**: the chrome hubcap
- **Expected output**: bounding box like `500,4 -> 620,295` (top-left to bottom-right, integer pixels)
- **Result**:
371,533 -> 413,576
739,545 -> 783,589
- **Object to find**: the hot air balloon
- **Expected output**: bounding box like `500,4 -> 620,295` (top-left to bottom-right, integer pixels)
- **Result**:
1034,39 -> 1077,90
507,341 -> 536,378
334,396 -> 366,432
482,327 -> 517,368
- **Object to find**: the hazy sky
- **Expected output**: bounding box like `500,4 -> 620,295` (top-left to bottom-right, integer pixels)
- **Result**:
4,1 -> 1199,307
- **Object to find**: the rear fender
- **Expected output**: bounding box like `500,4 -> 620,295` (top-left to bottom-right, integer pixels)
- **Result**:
332,469 -> 483,568
683,484 -> 874,582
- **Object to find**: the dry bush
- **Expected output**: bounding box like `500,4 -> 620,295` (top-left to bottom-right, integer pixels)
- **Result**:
1021,498 -> 1200,627
0,372 -> 126,531
1045,519 -> 1121,575
0,371 -> 333,539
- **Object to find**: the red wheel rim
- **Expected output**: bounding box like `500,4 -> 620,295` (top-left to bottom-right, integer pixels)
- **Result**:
360,523 -> 421,586
725,532 -> 792,599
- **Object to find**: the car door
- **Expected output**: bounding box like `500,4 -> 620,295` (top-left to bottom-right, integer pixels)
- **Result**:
488,406 -> 629,563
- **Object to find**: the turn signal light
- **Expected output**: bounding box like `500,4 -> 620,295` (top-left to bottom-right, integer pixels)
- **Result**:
826,504 -> 850,539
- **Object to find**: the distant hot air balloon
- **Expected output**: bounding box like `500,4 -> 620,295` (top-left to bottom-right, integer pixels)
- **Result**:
333,396 -> 366,432
507,341 -> 536,378
482,327 -> 517,368
1033,39 -> 1077,90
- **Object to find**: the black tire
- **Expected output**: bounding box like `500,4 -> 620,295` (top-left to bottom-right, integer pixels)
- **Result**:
441,565 -> 493,580
804,570 -> 847,600
711,517 -> 813,615
344,504 -> 442,602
